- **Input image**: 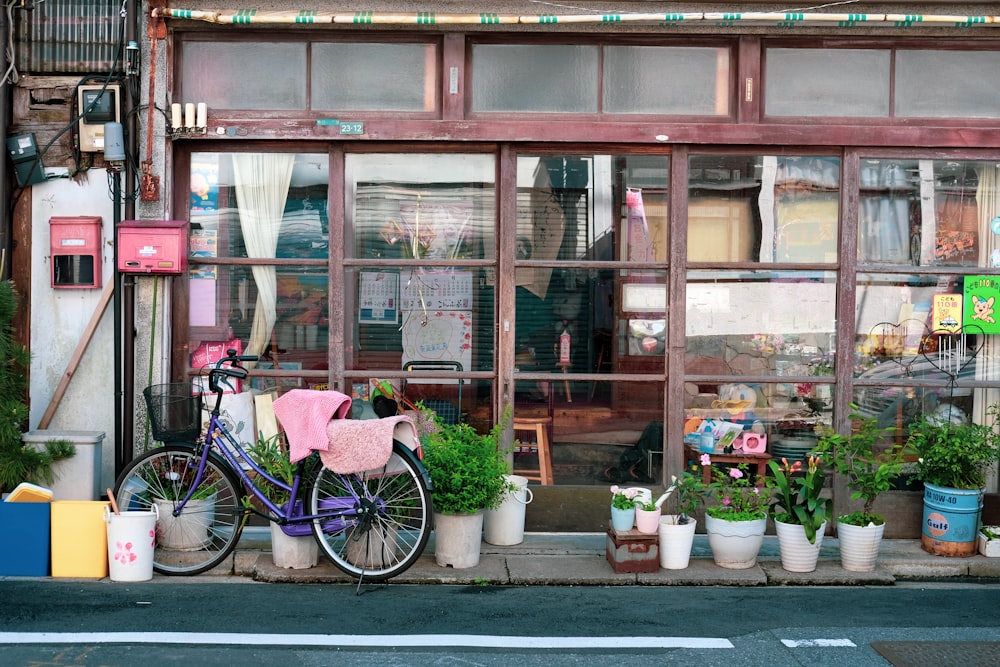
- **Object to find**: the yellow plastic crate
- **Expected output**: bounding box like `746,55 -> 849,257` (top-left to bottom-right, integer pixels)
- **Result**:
51,500 -> 110,578
5,482 -> 53,503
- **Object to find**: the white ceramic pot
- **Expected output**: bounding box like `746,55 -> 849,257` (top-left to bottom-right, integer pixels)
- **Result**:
837,520 -> 885,572
705,514 -> 767,569
154,496 -> 214,551
345,523 -> 400,569
658,515 -> 697,569
433,510 -> 484,569
775,519 -> 827,573
270,522 -> 319,569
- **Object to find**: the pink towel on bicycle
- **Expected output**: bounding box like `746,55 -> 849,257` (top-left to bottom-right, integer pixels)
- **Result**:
272,389 -> 352,462
322,416 -> 419,474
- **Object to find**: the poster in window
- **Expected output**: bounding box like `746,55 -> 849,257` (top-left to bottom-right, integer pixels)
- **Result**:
359,271 -> 399,324
964,275 -> 999,334
190,158 -> 219,214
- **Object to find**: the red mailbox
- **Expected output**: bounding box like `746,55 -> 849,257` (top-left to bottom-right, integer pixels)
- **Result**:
117,220 -> 188,274
50,216 -> 102,289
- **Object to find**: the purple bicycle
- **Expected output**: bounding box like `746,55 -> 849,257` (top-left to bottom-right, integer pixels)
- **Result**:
113,350 -> 433,580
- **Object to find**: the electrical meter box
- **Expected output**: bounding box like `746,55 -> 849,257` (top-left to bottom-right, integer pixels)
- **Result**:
77,84 -> 120,153
50,216 -> 102,289
117,220 -> 188,274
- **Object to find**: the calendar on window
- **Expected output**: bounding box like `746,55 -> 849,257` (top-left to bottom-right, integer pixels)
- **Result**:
359,271 -> 399,324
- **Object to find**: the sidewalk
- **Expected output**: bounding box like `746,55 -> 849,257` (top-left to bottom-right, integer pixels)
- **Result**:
230,531 -> 1000,585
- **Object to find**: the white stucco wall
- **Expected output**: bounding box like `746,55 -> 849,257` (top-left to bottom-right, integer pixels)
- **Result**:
29,175 -> 117,492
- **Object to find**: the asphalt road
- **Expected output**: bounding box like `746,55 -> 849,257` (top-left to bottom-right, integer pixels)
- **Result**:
1,580 -> 999,666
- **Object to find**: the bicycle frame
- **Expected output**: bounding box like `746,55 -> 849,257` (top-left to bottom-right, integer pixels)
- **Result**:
174,389 -> 369,537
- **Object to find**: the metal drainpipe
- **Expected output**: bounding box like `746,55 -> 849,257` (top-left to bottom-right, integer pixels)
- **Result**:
0,11 -> 10,280
120,0 -> 138,472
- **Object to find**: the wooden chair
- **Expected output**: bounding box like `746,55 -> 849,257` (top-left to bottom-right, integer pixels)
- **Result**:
512,416 -> 554,485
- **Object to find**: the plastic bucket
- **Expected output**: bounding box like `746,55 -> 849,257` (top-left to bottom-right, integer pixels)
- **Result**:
483,474 -> 533,546
922,482 -> 983,557
105,504 -> 158,582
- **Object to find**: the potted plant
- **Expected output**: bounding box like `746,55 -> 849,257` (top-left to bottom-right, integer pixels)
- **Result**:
768,455 -> 833,572
420,411 -> 510,568
0,280 -> 75,496
907,403 -> 1000,557
247,431 -> 318,569
813,408 -> 908,571
979,525 -> 1000,557
700,454 -> 772,569
610,485 -> 641,532
655,471 -> 705,569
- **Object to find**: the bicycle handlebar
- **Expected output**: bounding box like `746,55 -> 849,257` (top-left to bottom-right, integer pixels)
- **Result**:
207,349 -> 259,393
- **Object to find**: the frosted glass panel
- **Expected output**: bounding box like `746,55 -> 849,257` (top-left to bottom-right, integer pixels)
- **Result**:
312,43 -> 435,111
181,42 -> 306,110
897,50 -> 1000,118
604,46 -> 729,115
765,48 -> 889,117
472,44 -> 598,113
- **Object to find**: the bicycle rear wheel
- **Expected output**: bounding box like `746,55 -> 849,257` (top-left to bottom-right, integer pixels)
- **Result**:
309,440 -> 432,581
114,445 -> 244,575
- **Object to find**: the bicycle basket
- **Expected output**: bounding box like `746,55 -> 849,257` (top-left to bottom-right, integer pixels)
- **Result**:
143,383 -> 203,442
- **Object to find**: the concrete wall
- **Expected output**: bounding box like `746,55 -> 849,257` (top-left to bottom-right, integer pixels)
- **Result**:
28,175 -> 116,492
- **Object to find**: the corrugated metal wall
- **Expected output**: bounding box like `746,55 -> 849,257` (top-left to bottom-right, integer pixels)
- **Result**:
14,0 -> 122,74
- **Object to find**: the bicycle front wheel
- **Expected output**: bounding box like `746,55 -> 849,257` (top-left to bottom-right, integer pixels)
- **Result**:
114,445 -> 244,575
309,441 -> 432,581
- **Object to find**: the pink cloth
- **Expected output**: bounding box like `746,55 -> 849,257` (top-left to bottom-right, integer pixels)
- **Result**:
272,389 -> 352,462
322,416 -> 418,474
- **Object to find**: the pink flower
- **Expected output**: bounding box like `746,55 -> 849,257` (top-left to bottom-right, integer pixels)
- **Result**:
610,485 -> 620,495
700,454 -> 711,466
723,497 -> 731,506
729,468 -> 744,480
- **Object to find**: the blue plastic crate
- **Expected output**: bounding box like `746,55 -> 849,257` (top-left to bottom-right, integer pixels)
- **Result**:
0,501 -> 50,576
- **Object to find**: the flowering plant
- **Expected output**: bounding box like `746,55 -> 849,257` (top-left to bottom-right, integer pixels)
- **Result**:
767,456 -> 833,544
660,470 -> 706,525
610,485 -> 641,510
702,454 -> 771,522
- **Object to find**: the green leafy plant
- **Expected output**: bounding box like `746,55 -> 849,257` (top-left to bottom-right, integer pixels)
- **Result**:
813,406 -> 909,527
907,403 -> 1000,490
420,409 -> 511,515
0,280 -> 74,494
247,430 -> 295,507
767,455 -> 833,544
701,454 -> 772,522
660,470 -> 706,525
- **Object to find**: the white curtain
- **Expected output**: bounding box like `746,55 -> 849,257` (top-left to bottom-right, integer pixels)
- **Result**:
975,165 -> 1000,492
232,153 -> 294,358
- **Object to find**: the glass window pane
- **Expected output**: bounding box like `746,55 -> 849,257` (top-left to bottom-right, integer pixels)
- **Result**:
472,44 -> 598,113
187,263 -> 329,375
603,46 -> 730,115
311,43 -> 436,112
343,267 -> 495,376
188,153 -> 329,362
689,154 -> 840,263
181,42 -> 306,110
189,153 -> 329,261
764,48 -> 890,117
858,158 -> 1000,268
686,269 -> 838,380
897,50 -> 1000,119
345,154 -> 496,261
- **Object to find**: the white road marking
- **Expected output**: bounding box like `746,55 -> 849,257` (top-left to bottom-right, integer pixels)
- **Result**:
0,633 -> 732,649
781,638 -> 857,647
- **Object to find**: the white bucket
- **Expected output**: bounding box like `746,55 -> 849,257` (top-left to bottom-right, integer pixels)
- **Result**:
105,504 -> 158,582
483,474 -> 533,546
